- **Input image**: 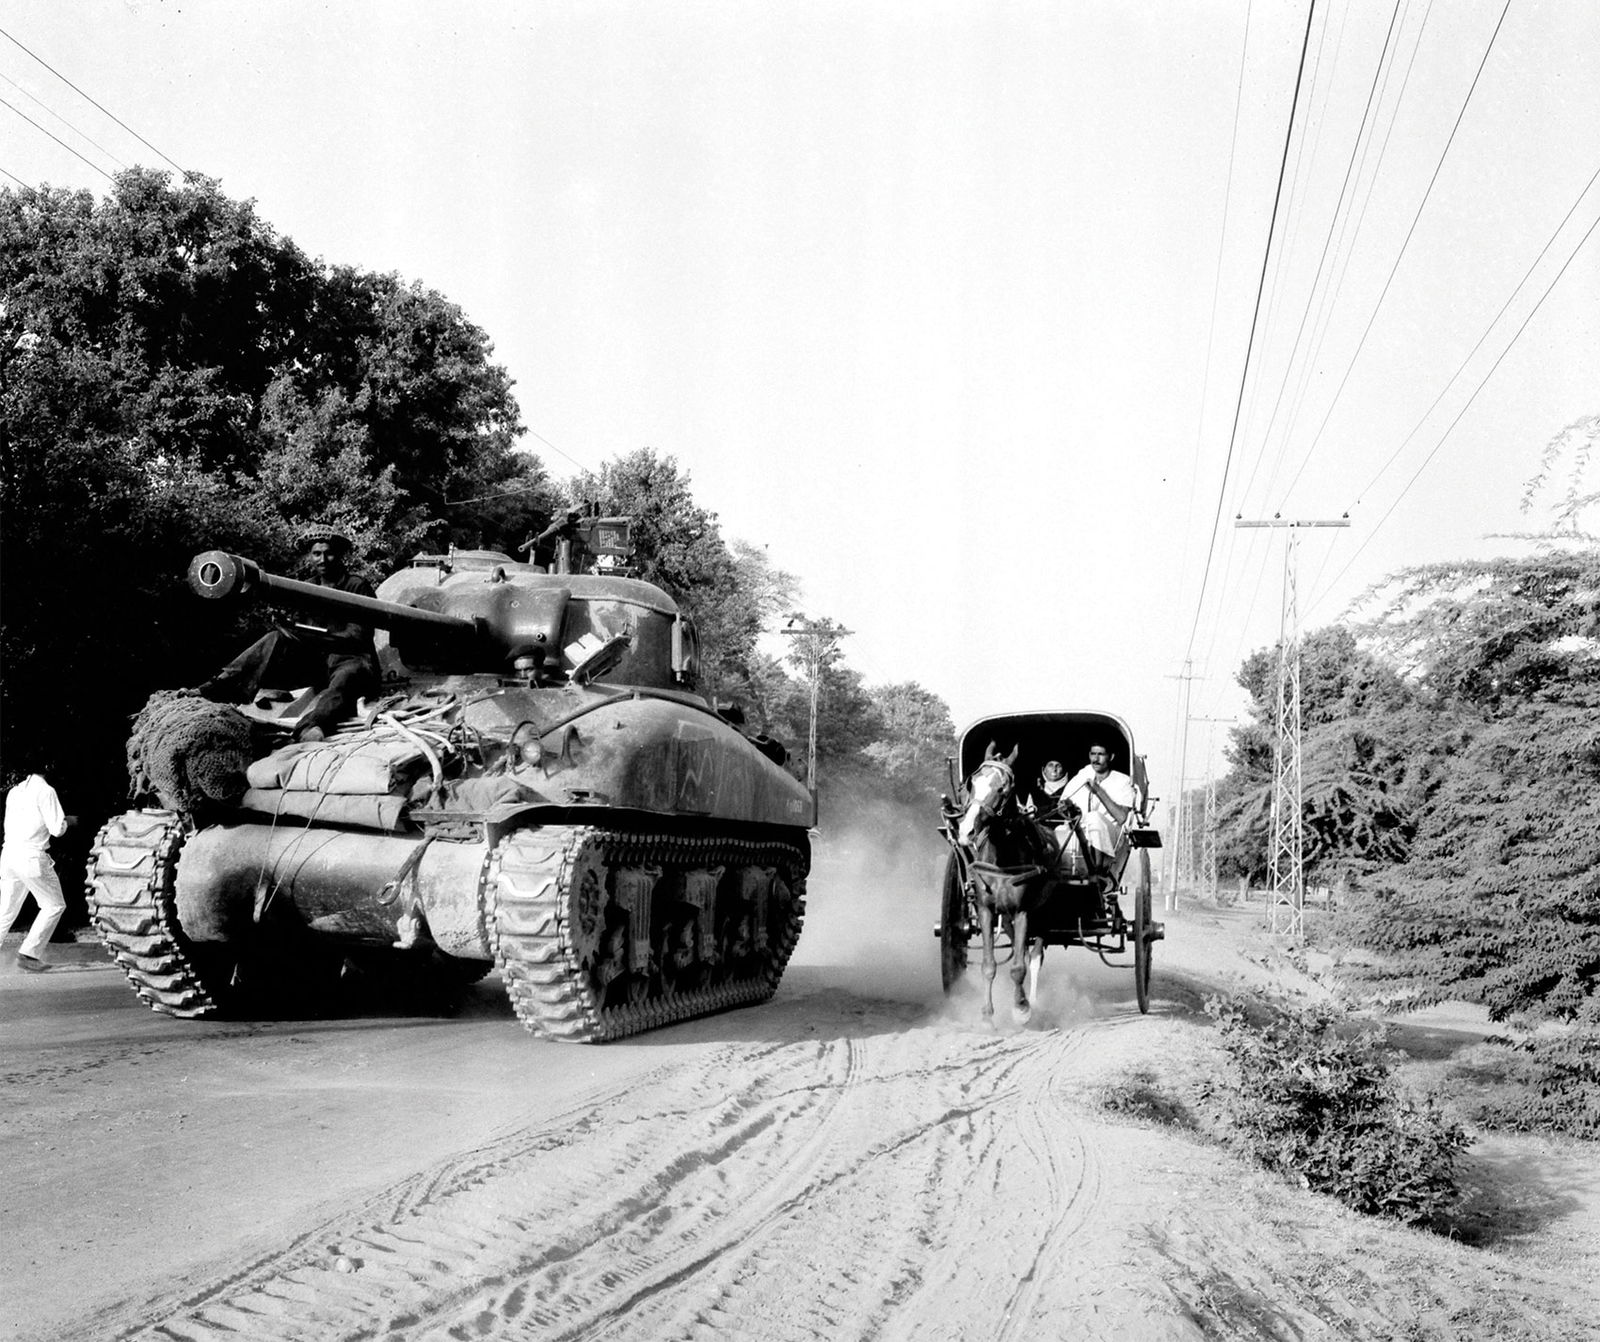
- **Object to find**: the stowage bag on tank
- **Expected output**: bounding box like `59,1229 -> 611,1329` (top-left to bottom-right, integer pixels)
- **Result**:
246,740 -> 427,796
241,788 -> 410,831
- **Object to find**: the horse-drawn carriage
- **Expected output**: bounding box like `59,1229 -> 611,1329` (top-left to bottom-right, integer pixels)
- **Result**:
936,710 -> 1163,1021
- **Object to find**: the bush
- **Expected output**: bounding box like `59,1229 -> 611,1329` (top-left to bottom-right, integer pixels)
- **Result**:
1449,1031 -> 1600,1139
1202,992 -> 1472,1227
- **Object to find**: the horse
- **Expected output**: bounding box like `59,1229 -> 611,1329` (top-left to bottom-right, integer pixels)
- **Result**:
956,742 -> 1056,1024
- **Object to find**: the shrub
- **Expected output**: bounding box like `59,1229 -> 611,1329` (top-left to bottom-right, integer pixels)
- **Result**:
1202,992 -> 1472,1226
1449,1031 -> 1600,1139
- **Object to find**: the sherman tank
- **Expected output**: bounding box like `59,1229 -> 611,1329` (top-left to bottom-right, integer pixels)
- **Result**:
87,535 -> 813,1042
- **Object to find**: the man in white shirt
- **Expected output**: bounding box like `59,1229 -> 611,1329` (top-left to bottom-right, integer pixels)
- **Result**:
1,770 -> 72,972
1060,742 -> 1136,869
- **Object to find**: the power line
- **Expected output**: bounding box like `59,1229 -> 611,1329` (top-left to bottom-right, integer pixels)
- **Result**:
1298,159 -> 1599,609
0,93 -> 113,181
1346,165 -> 1600,515
0,69 -> 127,170
1210,0 -> 1500,673
1181,0 -> 1320,671
1237,0 -> 1407,512
1271,0 -> 1512,511
1247,0 -> 1335,429
524,426 -> 593,474
1177,0 -> 1254,644
0,164 -> 25,187
441,481 -> 550,506
0,25 -> 187,175
1275,0 -> 1435,504
1305,202 -> 1600,617
1201,1 -> 1431,676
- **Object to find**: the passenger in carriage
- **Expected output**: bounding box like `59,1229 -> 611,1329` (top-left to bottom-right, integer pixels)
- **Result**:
1020,759 -> 1072,816
1060,741 -> 1136,869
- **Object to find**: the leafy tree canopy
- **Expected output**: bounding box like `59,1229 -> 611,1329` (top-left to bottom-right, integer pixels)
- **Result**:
567,448 -> 798,703
1210,416 -> 1600,1023
1,169 -> 530,839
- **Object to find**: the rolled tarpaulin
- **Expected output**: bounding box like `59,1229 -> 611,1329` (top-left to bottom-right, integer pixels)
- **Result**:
239,787 -> 409,831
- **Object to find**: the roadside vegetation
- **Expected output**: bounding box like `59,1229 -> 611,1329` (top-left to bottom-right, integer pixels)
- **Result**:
1200,991 -> 1471,1228
1172,415 -> 1600,1142
0,170 -> 955,918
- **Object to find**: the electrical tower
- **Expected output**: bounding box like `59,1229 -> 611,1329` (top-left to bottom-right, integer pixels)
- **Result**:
1164,660 -> 1201,912
1189,716 -> 1234,901
1202,773 -> 1219,898
1235,517 -> 1348,937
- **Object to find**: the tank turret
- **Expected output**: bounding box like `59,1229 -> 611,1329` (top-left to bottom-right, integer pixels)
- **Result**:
187,548 -> 700,688
90,541 -> 811,1044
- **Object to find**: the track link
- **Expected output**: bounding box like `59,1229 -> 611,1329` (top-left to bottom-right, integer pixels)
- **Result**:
490,826 -> 807,1043
86,809 -> 225,1018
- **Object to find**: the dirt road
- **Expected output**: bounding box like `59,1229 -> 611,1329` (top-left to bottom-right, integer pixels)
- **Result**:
3,862 -> 1597,1341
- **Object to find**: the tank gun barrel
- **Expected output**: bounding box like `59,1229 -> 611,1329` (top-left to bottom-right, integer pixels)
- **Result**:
188,551 -> 483,644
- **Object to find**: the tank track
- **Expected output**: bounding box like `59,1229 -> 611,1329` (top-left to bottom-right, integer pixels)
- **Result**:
489,826 -> 807,1043
86,809 -> 226,1018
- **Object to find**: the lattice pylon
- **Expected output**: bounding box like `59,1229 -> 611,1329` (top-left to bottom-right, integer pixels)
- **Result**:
1267,529 -> 1304,938
1173,777 -> 1192,889
1201,772 -> 1218,898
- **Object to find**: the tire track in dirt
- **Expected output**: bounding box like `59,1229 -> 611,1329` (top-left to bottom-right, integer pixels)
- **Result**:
95,1015 -> 1121,1342
101,1036 -> 878,1341
990,1035 -> 1103,1342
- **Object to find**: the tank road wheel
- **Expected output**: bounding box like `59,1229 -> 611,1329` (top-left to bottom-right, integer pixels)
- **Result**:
939,851 -> 970,992
489,827 -> 808,1043
1132,848 -> 1154,1014
86,810 -> 234,1018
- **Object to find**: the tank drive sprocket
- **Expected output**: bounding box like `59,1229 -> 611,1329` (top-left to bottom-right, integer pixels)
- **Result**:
489,826 -> 807,1043
86,809 -> 228,1018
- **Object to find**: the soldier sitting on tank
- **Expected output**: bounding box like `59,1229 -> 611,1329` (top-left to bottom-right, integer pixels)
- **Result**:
195,525 -> 379,743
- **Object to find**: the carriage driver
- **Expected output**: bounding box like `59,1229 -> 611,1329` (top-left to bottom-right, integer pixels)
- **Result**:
1060,742 -> 1137,869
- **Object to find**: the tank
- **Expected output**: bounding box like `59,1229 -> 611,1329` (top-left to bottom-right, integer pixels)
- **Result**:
87,542 -> 814,1042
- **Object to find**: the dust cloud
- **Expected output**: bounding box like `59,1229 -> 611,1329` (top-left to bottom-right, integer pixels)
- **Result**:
790,806 -> 1109,1031
790,813 -> 947,1005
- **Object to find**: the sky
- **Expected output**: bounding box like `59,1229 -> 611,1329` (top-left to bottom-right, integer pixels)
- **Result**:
5,0 -> 1598,801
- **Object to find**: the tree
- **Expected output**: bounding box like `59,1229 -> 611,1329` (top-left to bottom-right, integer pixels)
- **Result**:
0,170 -> 535,900
1215,416 -> 1600,1023
1344,695 -> 1600,1023
569,448 -> 770,702
1213,627 -> 1428,883
860,681 -> 957,807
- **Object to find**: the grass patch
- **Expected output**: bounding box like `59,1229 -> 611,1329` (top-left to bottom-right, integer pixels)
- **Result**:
1444,1031 -> 1600,1139
1096,1065 -> 1195,1129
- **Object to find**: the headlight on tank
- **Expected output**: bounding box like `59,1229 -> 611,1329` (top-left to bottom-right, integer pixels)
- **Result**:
511,722 -> 545,770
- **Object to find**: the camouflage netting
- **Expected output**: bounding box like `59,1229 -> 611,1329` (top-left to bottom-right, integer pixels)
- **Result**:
128,690 -> 253,814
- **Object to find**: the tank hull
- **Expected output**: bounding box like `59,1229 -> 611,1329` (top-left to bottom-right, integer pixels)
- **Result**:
88,809 -> 806,1042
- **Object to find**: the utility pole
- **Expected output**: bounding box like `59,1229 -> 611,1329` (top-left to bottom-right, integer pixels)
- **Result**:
1234,516 -> 1348,937
1164,661 -> 1201,911
1189,716 -> 1235,902
781,616 -> 852,800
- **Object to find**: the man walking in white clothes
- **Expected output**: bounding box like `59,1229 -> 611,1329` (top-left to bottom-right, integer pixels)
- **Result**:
1,768 -> 72,972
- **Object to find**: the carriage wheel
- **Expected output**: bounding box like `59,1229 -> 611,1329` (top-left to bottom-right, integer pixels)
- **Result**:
1133,848 -> 1153,1014
940,851 -> 970,992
